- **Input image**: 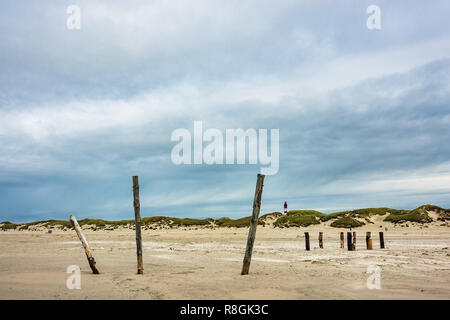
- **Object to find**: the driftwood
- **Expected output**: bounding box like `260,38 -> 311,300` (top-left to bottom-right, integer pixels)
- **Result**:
133,176 -> 144,274
69,215 -> 100,274
379,231 -> 385,249
347,232 -> 352,251
366,232 -> 371,249
318,232 -> 323,249
305,232 -> 310,251
241,174 -> 265,275
352,231 -> 356,251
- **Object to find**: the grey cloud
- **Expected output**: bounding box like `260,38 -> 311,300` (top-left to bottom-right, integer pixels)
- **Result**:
2,1 -> 449,107
1,59 -> 449,222
0,1 -> 449,222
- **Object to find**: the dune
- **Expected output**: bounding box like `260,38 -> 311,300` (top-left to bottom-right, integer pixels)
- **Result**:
0,205 -> 449,299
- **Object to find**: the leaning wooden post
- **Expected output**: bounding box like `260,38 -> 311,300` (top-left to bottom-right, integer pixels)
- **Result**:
352,231 -> 356,251
318,232 -> 323,249
347,232 -> 352,251
69,215 -> 100,274
133,176 -> 144,275
379,231 -> 385,249
305,232 -> 310,251
340,232 -> 344,248
241,174 -> 265,275
366,232 -> 371,249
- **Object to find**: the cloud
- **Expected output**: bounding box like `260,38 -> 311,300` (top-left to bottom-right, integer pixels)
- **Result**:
0,1 -> 449,222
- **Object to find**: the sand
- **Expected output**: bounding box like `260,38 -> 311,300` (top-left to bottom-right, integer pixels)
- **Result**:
0,224 -> 449,299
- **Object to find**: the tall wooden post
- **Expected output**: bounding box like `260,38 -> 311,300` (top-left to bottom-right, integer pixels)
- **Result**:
318,232 -> 323,249
352,231 -> 356,251
133,176 -> 144,275
366,232 -> 371,249
241,174 -> 265,275
69,215 -> 100,274
347,232 -> 352,251
379,231 -> 385,249
340,232 -> 344,248
305,232 -> 310,251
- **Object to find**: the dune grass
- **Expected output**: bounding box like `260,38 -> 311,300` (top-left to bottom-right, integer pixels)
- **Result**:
320,208 -> 406,222
274,210 -> 322,227
1,220 -> 73,230
384,205 -> 433,224
170,217 -> 212,226
287,210 -> 325,217
0,222 -> 19,230
330,216 -> 365,228
2,204 -> 448,231
215,216 -> 253,228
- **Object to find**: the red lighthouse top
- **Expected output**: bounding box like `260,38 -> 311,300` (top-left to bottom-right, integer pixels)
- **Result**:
284,201 -> 287,209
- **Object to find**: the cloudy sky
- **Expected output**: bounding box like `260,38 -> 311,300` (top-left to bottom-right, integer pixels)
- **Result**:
1,0 -> 449,222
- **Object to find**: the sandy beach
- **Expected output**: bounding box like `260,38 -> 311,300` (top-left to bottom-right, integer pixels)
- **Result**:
0,222 -> 449,300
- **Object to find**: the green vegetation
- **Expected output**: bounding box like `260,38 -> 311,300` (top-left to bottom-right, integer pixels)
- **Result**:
1,219 -> 72,230
321,206 -> 440,225
319,211 -> 347,222
156,217 -> 210,226
142,216 -> 212,227
0,216 -> 213,231
36,220 -> 72,228
330,216 -> 365,228
384,205 -> 433,224
287,210 -> 325,217
0,222 -> 19,230
142,216 -> 168,224
77,219 -> 108,227
259,212 -> 282,220
2,204 -> 449,231
384,212 -> 430,223
215,216 -> 253,228
215,213 -> 284,228
214,217 -> 232,226
274,210 -> 322,227
274,215 -> 320,227
170,217 -> 212,226
420,204 -> 444,211
350,208 -> 405,216
421,205 -> 450,221
320,208 -> 405,222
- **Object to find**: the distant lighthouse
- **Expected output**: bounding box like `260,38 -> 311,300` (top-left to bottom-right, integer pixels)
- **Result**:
284,201 -> 288,214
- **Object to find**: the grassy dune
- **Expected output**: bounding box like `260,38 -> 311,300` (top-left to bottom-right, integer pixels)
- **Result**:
1,205 -> 449,231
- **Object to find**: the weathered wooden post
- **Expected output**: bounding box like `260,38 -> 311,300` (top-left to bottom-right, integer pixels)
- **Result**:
340,232 -> 344,248
366,232 -> 371,249
347,232 -> 352,251
69,215 -> 100,274
318,232 -> 323,249
241,174 -> 265,275
305,232 -> 310,251
368,238 -> 373,250
352,231 -> 356,251
379,231 -> 385,249
133,176 -> 144,275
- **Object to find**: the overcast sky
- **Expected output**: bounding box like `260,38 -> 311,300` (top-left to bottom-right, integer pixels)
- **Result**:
1,0 -> 449,222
